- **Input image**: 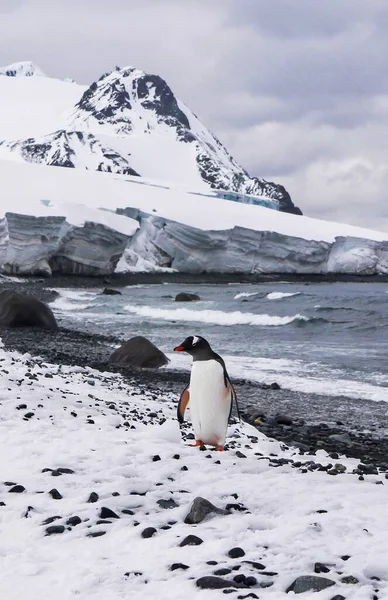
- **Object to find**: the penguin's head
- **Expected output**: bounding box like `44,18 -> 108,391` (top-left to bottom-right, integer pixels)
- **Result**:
173,335 -> 211,356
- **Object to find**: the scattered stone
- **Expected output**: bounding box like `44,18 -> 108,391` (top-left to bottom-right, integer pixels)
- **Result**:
341,555 -> 351,561
329,433 -> 353,446
184,497 -> 230,524
243,561 -> 265,570
8,485 -> 25,493
45,525 -> 65,535
87,492 -> 99,503
66,516 -> 81,526
49,488 -> 62,500
152,455 -> 161,462
207,561 -> 218,565
99,507 -> 120,520
179,535 -> 203,547
286,575 -> 335,594
236,451 -> 247,459
214,568 -> 232,576
314,562 -> 330,574
341,575 -> 359,584
259,581 -> 274,588
175,293 -> 200,302
234,574 -> 246,584
42,516 -> 61,525
357,463 -> 378,475
101,288 -> 122,295
275,414 -> 293,426
0,290 -> 58,329
334,464 -> 346,473
87,531 -> 106,538
157,498 -> 178,510
237,594 -> 259,600
57,468 -> 75,474
109,336 -> 168,369
196,577 -> 243,590
329,596 -> 346,600
244,577 -> 257,587
226,503 -> 248,512
170,563 -> 189,571
122,509 -> 135,515
141,527 -> 157,538
228,547 -> 245,559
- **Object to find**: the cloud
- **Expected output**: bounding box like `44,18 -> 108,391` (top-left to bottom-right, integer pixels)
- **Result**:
0,0 -> 387,231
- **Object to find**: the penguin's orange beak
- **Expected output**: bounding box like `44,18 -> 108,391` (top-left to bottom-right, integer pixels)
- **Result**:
174,345 -> 185,352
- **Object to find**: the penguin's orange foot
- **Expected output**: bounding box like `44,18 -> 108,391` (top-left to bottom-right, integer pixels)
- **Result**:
189,440 -> 203,447
216,445 -> 224,452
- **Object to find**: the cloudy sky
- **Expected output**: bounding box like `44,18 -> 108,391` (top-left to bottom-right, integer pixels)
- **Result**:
1,0 -> 388,231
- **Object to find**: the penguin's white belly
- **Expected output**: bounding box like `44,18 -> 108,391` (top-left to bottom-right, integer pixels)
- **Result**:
189,360 -> 231,445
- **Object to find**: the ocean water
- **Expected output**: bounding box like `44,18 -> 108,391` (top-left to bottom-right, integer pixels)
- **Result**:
49,281 -> 388,404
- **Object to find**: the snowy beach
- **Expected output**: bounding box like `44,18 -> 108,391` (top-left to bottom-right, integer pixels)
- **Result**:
0,341 -> 388,600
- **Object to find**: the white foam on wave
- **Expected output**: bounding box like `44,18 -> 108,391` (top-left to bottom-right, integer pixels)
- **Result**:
234,291 -> 260,299
266,291 -> 301,300
124,305 -> 308,327
49,288 -> 100,312
167,352 -> 388,403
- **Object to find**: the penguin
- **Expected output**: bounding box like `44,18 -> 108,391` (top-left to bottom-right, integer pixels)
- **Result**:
173,335 -> 239,451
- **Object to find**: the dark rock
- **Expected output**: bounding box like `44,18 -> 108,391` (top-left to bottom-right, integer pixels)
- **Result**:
99,507 -> 120,519
48,488 -> 62,499
236,451 -> 247,458
184,497 -> 230,524
196,577 -> 242,590
175,293 -> 200,302
314,562 -> 330,574
87,492 -> 99,503
141,527 -> 157,538
42,516 -> 61,525
244,577 -> 257,587
357,463 -> 378,475
179,535 -> 203,547
66,516 -> 81,526
45,525 -> 65,535
121,509 -> 135,515
226,503 -> 248,512
329,596 -> 346,600
152,455 -> 161,462
237,594 -> 259,600
207,561 -> 218,565
101,288 -> 122,295
214,568 -> 232,576
87,531 -> 106,537
243,561 -> 265,570
341,575 -> 359,584
329,433 -> 352,446
286,575 -> 335,594
109,336 -> 168,369
275,414 -> 293,425
228,547 -> 245,559
157,498 -> 178,510
170,563 -> 190,571
234,574 -> 246,584
341,555 -> 351,561
0,290 -> 58,329
8,485 -> 25,493
57,468 -> 75,474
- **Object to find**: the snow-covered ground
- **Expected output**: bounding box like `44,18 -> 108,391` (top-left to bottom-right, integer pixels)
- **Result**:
0,342 -> 387,600
1,159 -> 387,244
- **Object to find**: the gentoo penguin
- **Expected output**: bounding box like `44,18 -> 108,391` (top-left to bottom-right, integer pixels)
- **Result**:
173,336 -> 239,451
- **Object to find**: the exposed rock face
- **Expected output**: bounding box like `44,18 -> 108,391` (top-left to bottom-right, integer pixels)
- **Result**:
1,213 -> 131,276
109,336 -> 169,369
0,290 -> 58,329
0,63 -> 300,214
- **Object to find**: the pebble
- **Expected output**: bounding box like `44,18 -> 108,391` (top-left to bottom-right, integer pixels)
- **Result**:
179,535 -> 203,547
45,525 -> 65,535
99,507 -> 120,519
8,485 -> 25,493
49,488 -> 63,499
184,497 -> 229,524
243,561 -> 265,570
170,563 -> 189,571
341,575 -> 359,584
228,547 -> 245,559
286,575 -> 335,594
141,527 -> 157,538
66,516 -> 81,526
42,515 -> 61,525
314,562 -> 330,574
214,568 -> 232,576
237,594 -> 259,600
87,492 -> 99,503
196,577 -> 242,590
157,498 -> 178,509
87,531 -> 106,538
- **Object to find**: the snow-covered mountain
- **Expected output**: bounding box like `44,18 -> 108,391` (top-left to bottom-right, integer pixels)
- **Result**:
0,60 -> 46,77
0,62 -> 300,214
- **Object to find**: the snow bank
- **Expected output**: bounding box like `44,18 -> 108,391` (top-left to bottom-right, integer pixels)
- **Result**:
0,345 -> 387,599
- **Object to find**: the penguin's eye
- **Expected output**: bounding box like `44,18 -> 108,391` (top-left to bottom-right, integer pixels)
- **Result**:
192,336 -> 199,346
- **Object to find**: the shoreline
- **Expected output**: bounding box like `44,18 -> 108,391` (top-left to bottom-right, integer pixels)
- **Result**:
3,271 -> 388,289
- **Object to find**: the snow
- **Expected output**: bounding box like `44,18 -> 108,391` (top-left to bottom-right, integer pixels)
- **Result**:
266,292 -> 301,300
1,160 -> 387,244
0,343 -> 387,600
0,61 -> 46,77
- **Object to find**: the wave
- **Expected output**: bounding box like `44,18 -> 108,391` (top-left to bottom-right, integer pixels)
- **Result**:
234,291 -> 261,299
124,305 -> 309,327
266,291 -> 301,300
49,289 -> 100,312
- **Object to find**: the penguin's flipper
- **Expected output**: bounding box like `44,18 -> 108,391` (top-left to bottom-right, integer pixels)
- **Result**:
177,385 -> 190,424
227,377 -> 241,422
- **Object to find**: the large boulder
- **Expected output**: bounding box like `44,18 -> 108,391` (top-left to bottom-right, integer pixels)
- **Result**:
175,292 -> 200,302
109,336 -> 168,368
0,290 -> 58,329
